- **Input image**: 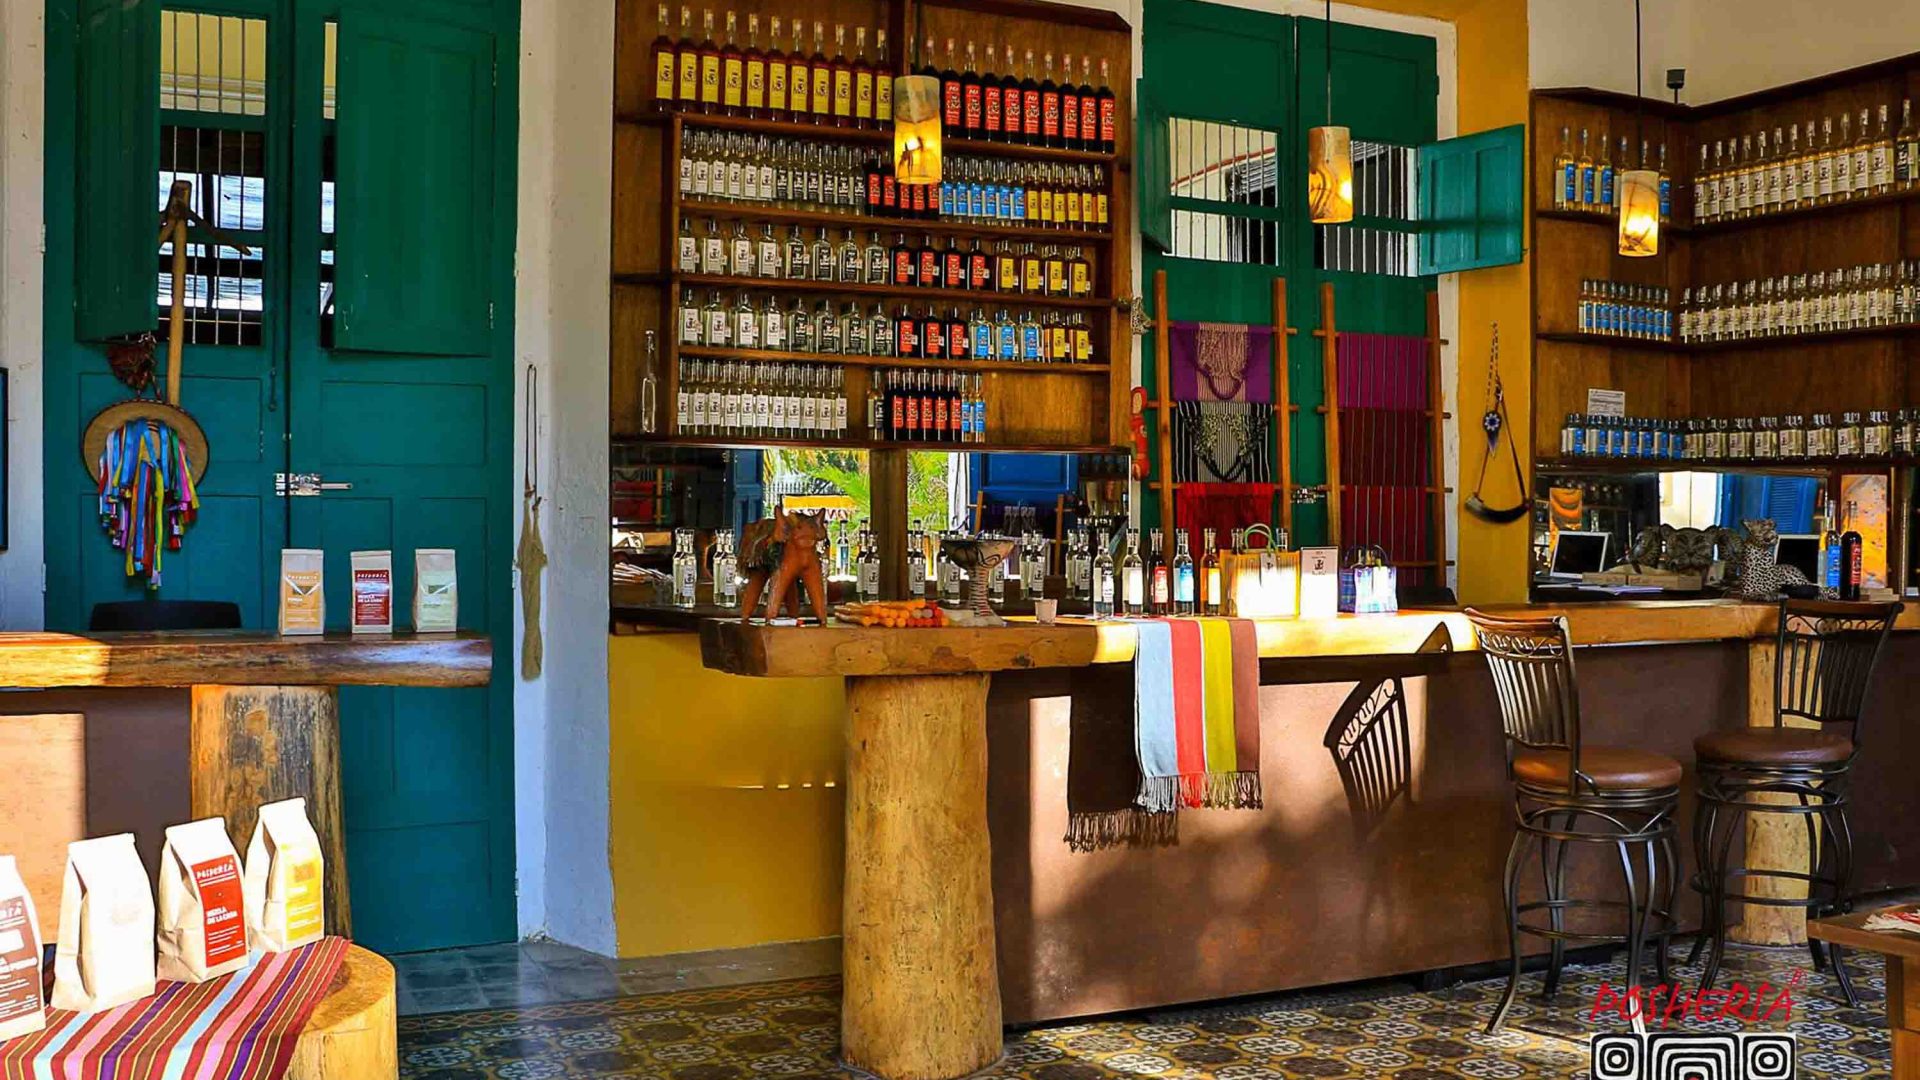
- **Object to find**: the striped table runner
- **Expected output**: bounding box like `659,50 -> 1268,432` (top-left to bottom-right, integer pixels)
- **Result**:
0,937 -> 348,1080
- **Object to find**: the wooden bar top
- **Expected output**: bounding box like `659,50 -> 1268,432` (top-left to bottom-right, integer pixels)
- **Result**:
700,599 -> 1920,678
0,629 -> 493,689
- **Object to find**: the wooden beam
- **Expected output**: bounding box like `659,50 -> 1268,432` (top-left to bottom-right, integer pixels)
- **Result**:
0,631 -> 492,689
872,449 -> 909,600
1274,277 -> 1293,535
1426,291 -> 1447,590
1321,282 -> 1342,548
1152,269 -> 1175,564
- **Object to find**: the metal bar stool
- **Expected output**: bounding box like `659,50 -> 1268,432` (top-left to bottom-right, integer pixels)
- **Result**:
1688,598 -> 1901,1006
1466,609 -> 1682,1033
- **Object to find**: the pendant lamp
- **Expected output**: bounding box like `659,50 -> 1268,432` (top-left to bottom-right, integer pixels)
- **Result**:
1618,0 -> 1657,256
893,24 -> 942,184
1307,0 -> 1352,224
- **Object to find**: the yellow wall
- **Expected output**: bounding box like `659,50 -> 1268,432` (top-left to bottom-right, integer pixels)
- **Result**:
608,632 -> 846,956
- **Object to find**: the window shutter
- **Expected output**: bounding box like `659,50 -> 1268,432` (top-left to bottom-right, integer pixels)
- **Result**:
74,0 -> 160,342
1137,79 -> 1171,253
1417,123 -> 1524,275
334,12 -> 495,355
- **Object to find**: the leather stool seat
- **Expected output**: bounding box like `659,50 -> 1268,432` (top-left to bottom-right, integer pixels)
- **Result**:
1513,746 -> 1683,791
1695,727 -> 1853,765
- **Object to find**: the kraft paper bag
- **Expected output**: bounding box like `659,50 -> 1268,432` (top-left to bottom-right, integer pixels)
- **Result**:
350,550 -> 394,634
156,818 -> 249,983
243,799 -> 325,953
413,549 -> 459,633
278,549 -> 326,635
0,855 -> 45,1042
51,834 -> 156,1013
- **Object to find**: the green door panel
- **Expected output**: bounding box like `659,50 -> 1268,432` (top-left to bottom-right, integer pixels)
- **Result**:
74,0 -> 160,342
1419,124 -> 1526,274
1137,79 -> 1170,253
333,11 -> 495,355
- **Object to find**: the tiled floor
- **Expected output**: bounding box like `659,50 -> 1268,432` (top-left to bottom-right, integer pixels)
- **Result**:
392,937 -> 841,1016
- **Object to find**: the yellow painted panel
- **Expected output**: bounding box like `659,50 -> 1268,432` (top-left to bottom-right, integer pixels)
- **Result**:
609,633 -> 847,958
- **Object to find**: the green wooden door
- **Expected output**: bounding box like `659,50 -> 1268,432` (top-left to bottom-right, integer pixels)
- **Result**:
46,0 -> 519,953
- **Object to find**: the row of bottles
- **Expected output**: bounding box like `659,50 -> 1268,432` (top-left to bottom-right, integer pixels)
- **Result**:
1551,128 -> 1672,220
1677,261 -> 1920,343
1072,527 -> 1208,617
1693,103 -> 1920,224
926,39 -> 1117,153
678,288 -> 1097,363
867,369 -> 989,444
676,359 -> 848,438
1575,280 -> 1674,341
653,8 -> 893,127
1559,409 -> 1920,463
679,131 -> 1110,228
677,219 -> 1095,297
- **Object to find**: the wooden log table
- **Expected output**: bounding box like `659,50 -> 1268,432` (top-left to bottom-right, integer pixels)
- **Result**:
0,629 -> 491,936
1810,913 -> 1920,1077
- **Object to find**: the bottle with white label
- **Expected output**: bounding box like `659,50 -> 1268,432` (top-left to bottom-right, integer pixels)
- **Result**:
1023,532 -> 1046,598
857,530 -> 880,601
907,524 -> 928,597
678,287 -> 702,345
1173,529 -> 1195,615
1090,528 -> 1115,618
672,529 -> 698,608
713,530 -> 739,608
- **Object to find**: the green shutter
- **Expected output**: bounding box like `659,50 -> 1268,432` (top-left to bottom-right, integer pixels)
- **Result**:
1137,79 -> 1171,253
334,12 -> 495,355
1417,123 -> 1524,275
74,0 -> 159,342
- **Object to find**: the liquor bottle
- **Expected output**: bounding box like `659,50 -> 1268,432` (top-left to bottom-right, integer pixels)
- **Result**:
766,16 -> 788,118
914,234 -> 939,290
920,304 -> 944,360
838,227 -> 862,282
938,531 -> 961,599
934,37 -> 959,131
857,530 -> 880,601
1851,108 -> 1871,198
970,372 -> 987,441
1781,125 -> 1801,211
1822,499 -> 1842,592
1834,115 -> 1852,201
810,226 -> 834,283
720,11 -> 743,115
714,531 -> 739,607
1900,99 -> 1920,190
1553,126 -> 1574,210
652,4 -> 678,111
1764,129 -> 1783,211
675,7 -> 701,110
733,290 -> 759,350
962,41 -> 983,136
1840,501 -> 1863,601
864,230 -> 887,284
739,14 -> 765,117
982,45 -> 1004,141
1044,245 -> 1067,297
1655,142 -> 1672,222
1173,530 -> 1194,615
1020,49 -> 1042,146
1079,57 -> 1101,154
672,530 -> 698,607
1000,45 -> 1024,146
1576,128 -> 1595,209
1040,52 -> 1062,148
815,298 -> 842,354
696,9 -> 721,114
729,219 -> 752,276
700,216 -> 725,273
787,19 -> 811,124
787,294 -> 812,351
943,240 -> 966,293
853,27 -> 874,129
1798,120 -> 1819,205
907,521 -> 927,596
947,366 -> 966,442
874,30 -> 892,126
867,303 -> 891,357
1090,528 -> 1116,618
1148,528 -> 1169,614
968,238 -> 992,291
830,24 -> 852,127
1024,532 -> 1046,599
761,292 -> 785,349
809,21 -> 831,122
868,370 -> 887,440
1120,529 -> 1145,616
1060,54 -> 1081,150
1873,104 -> 1894,194
1596,131 -> 1614,209
1105,57 -> 1121,153
1200,528 -> 1221,615
894,301 -> 918,359
947,305 -> 968,361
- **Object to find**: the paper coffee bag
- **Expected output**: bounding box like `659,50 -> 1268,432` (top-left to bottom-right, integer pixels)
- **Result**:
156,819 -> 249,983
243,799 -> 324,953
350,550 -> 393,634
0,856 -> 45,1042
278,549 -> 325,635
51,834 -> 155,1013
413,549 -> 458,633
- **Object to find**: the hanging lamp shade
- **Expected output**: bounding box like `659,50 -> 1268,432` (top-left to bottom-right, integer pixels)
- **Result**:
1307,125 -> 1354,224
892,73 -> 942,184
1617,168 -> 1660,256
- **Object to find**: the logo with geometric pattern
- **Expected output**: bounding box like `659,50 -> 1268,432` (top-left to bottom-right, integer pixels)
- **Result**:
1592,1033 -> 1795,1080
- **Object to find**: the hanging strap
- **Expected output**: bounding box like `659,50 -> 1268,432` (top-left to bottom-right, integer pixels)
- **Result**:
1464,326 -> 1529,524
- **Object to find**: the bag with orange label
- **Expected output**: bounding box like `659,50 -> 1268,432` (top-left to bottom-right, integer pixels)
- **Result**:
157,818 -> 250,982
243,799 -> 325,952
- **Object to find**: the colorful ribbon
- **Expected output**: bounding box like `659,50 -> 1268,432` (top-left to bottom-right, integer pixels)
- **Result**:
96,418 -> 199,588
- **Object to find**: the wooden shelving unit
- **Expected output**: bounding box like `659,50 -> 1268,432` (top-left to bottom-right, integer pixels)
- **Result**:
611,0 -> 1134,453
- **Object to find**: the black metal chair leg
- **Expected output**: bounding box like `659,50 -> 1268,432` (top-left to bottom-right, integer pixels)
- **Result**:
1828,806 -> 1861,1008
1543,811 -> 1571,999
1616,839 -> 1648,1036
1701,800 -> 1736,993
1802,792 -> 1831,972
1687,798 -> 1721,970
1650,835 -> 1674,986
1487,828 -> 1531,1034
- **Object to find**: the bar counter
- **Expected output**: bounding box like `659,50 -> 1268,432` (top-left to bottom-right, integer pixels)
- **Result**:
681,601 -> 1920,1080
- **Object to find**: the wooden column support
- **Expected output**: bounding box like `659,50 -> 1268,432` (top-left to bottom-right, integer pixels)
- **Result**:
1152,269 -> 1175,564
1273,277 -> 1293,535
1425,291 -> 1448,586
841,673 -> 1002,1080
1729,639 -> 1812,946
872,449 -> 909,599
1320,282 -> 1341,548
189,685 -> 352,937
288,945 -> 398,1080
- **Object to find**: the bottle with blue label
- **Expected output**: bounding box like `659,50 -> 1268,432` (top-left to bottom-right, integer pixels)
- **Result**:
1555,126 -> 1576,209
1018,309 -> 1042,361
995,309 -> 1018,361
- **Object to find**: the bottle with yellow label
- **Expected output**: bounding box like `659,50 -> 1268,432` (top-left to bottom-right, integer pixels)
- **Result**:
675,6 -> 700,108
809,22 -> 832,121
995,240 -> 1018,293
853,27 -> 874,128
651,4 -> 677,111
1020,243 -> 1043,295
786,19 -> 810,124
1068,246 -> 1092,298
766,17 -> 788,117
697,9 -> 721,114
831,25 -> 852,127
1069,311 -> 1093,362
874,30 -> 892,125
1044,245 -> 1066,297
721,11 -> 743,116
743,14 -> 766,117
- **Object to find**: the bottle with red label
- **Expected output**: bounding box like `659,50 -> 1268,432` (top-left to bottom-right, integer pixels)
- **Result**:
947,306 -> 969,360
968,238 -> 992,291
1020,49 -> 1042,145
918,236 -> 943,289
1061,55 -> 1081,150
891,232 -> 917,286
982,44 -> 1004,141
942,242 -> 966,292
960,42 -> 983,137
1000,45 -> 1024,146
920,306 -> 945,360
1040,52 -> 1062,148
1077,56 -> 1099,152
938,38 -> 961,131
1095,58 -> 1117,154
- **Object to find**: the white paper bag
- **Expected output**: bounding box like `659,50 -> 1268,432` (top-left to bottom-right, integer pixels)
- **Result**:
156,819 -> 249,983
413,549 -> 459,633
278,549 -> 326,635
51,834 -> 155,1012
243,799 -> 325,953
0,855 -> 45,1042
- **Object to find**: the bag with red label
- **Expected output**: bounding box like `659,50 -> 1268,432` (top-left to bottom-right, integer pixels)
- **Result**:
157,818 -> 250,982
0,855 -> 45,1042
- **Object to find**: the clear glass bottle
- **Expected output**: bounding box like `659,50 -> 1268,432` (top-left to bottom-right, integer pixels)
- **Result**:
1120,528 -> 1145,615
1023,532 -> 1046,599
1837,411 -> 1864,458
1090,528 -> 1115,617
1172,529 -> 1195,615
1866,410 -> 1892,458
857,529 -> 880,600
672,529 -> 698,608
1808,412 -> 1835,458
1779,414 -> 1806,459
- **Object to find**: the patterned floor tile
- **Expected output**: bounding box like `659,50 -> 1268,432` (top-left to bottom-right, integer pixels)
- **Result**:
399,944 -> 1889,1079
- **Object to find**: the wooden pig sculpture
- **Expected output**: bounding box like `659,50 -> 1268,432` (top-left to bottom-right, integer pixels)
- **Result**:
737,510 -> 831,624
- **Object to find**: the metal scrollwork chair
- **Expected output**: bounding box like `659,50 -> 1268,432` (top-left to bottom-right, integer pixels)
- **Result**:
1466,609 -> 1682,1034
1688,598 -> 1901,1006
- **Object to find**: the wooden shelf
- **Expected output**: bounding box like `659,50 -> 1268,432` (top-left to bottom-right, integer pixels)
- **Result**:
1533,187 -> 1920,238
1536,331 -> 1685,352
676,199 -> 1114,245
622,434 -> 1121,453
944,135 -> 1122,167
1536,456 -> 1899,475
1535,207 -> 1692,236
675,343 -> 1110,374
656,271 -> 1113,310
1689,324 -> 1920,352
621,109 -> 1123,166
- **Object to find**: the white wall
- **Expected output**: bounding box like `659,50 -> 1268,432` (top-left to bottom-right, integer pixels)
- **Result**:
1531,0 -> 1920,104
0,0 -> 46,631
513,0 -> 617,953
